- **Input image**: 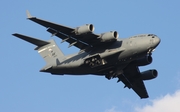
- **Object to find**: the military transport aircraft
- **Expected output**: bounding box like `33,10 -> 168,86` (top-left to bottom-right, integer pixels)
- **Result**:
13,11 -> 160,99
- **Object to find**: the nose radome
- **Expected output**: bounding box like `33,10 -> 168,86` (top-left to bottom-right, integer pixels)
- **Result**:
156,37 -> 161,45
154,37 -> 161,48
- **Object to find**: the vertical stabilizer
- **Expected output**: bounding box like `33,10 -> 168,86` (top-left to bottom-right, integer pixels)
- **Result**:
36,40 -> 65,65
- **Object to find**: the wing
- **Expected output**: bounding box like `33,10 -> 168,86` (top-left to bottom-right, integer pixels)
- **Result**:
118,64 -> 149,98
26,11 -> 103,50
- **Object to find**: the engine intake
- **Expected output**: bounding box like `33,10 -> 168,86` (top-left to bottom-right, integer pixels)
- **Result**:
134,56 -> 152,66
141,69 -> 158,80
99,31 -> 118,42
75,24 -> 94,35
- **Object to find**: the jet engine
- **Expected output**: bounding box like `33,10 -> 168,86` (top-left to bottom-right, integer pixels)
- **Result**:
75,24 -> 94,35
141,69 -> 158,80
99,31 -> 118,42
134,56 -> 152,66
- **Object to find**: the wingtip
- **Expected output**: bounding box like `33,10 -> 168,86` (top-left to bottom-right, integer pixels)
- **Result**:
26,10 -> 32,18
12,33 -> 18,36
12,33 -> 24,38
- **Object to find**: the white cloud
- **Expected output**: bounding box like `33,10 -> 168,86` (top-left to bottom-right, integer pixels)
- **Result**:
135,90 -> 180,112
105,106 -> 122,112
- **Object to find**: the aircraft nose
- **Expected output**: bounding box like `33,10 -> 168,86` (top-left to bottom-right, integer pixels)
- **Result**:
154,36 -> 161,47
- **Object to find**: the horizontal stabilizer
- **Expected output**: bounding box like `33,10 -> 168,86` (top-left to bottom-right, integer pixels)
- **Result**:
12,33 -> 50,47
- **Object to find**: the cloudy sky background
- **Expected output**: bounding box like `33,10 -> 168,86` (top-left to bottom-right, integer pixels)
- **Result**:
1,0 -> 180,112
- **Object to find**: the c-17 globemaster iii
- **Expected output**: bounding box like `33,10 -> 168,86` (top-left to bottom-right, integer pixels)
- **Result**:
13,11 -> 160,99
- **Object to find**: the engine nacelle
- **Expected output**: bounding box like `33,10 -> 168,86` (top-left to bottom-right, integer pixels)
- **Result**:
134,56 -> 152,66
141,69 -> 158,81
75,24 -> 94,35
99,31 -> 118,42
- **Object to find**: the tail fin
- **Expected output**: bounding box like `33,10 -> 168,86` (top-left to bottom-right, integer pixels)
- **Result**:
13,33 -> 64,66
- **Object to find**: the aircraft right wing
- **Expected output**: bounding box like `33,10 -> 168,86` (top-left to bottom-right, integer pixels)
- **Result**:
118,64 -> 149,99
26,11 -> 118,50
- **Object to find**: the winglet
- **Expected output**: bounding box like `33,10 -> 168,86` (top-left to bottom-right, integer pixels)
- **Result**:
26,10 -> 32,18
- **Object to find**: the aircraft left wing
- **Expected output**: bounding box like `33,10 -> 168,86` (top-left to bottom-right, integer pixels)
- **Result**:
118,64 -> 149,98
26,11 -> 118,50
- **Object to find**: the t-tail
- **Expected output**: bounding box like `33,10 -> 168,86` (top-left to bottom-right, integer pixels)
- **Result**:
12,33 -> 65,70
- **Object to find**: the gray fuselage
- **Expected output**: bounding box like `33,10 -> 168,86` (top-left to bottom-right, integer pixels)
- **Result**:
45,34 -> 160,75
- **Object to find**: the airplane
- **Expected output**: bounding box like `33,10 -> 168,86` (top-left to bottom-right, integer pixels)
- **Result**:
13,11 -> 160,99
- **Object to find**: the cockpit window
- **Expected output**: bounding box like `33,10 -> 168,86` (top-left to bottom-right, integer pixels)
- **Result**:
148,34 -> 157,36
